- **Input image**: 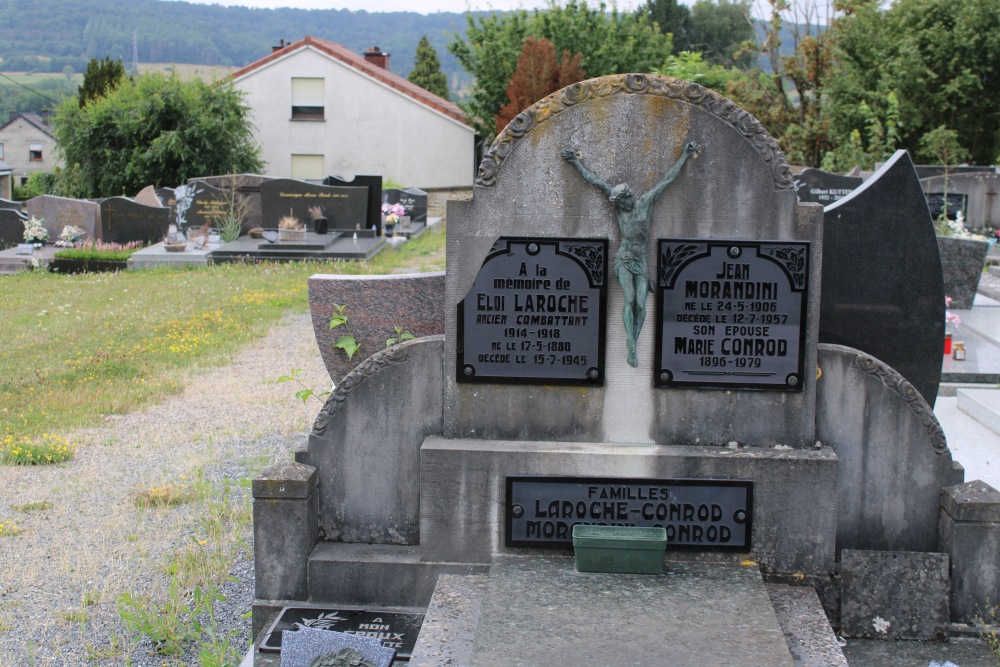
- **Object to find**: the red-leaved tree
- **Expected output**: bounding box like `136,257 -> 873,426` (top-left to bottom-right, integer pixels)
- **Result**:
496,36 -> 586,135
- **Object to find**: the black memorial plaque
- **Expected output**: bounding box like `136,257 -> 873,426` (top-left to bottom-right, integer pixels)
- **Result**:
925,192 -> 968,221
457,237 -> 608,385
506,476 -> 752,550
260,606 -> 424,656
655,240 -> 809,390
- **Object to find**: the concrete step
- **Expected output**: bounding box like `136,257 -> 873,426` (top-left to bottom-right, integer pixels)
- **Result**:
957,388 -> 1000,436
768,584 -> 850,667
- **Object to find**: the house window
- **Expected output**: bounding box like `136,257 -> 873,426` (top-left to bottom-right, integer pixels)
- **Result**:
0,143 -> 4,160
29,144 -> 42,161
291,78 -> 324,120
290,154 -> 324,181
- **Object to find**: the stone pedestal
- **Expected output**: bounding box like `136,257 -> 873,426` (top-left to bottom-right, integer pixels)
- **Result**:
939,480 -> 1000,622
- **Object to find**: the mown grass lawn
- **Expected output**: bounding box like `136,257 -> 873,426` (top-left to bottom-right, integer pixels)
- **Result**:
0,225 -> 445,458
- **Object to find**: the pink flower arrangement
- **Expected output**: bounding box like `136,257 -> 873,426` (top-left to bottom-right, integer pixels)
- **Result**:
381,203 -> 405,225
945,296 -> 961,328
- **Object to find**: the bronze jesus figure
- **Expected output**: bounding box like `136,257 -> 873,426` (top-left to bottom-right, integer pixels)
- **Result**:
562,141 -> 700,367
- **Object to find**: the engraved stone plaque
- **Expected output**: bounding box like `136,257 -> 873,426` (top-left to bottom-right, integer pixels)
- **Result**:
261,607 -> 424,656
457,237 -> 608,385
655,240 -> 809,390
506,476 -> 752,550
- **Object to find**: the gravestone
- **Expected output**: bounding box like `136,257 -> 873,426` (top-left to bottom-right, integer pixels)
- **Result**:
133,185 -> 162,208
383,187 -> 428,223
914,165 -> 996,180
192,174 -> 274,230
821,150 -> 944,406
99,197 -> 170,245
279,627 -> 395,667
25,195 -> 100,242
0,198 -> 22,211
0,207 -> 27,249
922,172 -> 1000,228
183,182 -> 230,230
261,179 -> 368,232
925,192 -> 967,221
794,168 -> 862,205
324,175 -> 382,233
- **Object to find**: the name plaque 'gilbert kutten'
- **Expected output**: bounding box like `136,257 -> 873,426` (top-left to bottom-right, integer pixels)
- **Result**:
457,237 -> 608,385
655,239 -> 809,390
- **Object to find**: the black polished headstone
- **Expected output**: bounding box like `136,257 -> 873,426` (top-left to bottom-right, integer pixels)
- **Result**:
261,607 -> 423,656
183,183 -> 229,230
655,240 -> 809,391
323,175 -> 382,233
505,476 -> 752,551
822,150 -> 944,406
261,179 -> 368,232
99,197 -> 170,244
0,198 -> 21,211
794,168 -> 862,205
383,187 -> 428,223
0,208 -> 27,249
457,237 -> 608,385
925,192 -> 967,221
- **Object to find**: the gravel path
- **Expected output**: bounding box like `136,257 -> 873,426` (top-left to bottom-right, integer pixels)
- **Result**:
0,311 -> 329,666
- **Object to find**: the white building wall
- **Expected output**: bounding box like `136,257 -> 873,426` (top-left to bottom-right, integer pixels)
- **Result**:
234,47 -> 475,188
0,119 -> 58,186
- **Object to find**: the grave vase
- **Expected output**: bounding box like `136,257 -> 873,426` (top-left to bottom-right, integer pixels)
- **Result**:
313,217 -> 329,235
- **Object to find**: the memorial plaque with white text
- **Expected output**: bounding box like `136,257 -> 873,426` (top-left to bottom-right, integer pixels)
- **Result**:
655,240 -> 809,390
457,237 -> 608,385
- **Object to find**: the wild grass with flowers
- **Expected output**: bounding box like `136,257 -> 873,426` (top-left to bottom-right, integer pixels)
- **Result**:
0,224 -> 445,465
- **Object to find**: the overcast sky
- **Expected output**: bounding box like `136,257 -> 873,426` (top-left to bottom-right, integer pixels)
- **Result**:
175,0 -> 651,12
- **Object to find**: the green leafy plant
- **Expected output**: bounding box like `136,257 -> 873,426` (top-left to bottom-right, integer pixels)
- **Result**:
53,239 -> 143,261
386,326 -> 415,347
976,603 -> 1000,659
277,367 -> 331,404
118,579 -> 201,655
329,303 -> 360,360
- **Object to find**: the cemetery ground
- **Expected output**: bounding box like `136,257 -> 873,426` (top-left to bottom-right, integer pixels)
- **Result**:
0,226 -> 445,666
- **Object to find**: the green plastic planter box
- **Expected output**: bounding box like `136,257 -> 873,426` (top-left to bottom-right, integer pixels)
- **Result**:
572,525 -> 667,574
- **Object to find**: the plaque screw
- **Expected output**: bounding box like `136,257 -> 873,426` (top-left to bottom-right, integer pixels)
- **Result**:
527,243 -> 539,254
588,368 -> 599,380
728,246 -> 741,258
735,510 -> 747,523
787,375 -> 799,387
512,504 -> 524,518
463,366 -> 473,376
659,372 -> 669,382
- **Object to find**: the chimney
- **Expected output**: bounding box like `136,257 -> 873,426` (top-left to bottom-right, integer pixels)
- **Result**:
272,38 -> 287,53
363,46 -> 390,70
8,108 -> 17,123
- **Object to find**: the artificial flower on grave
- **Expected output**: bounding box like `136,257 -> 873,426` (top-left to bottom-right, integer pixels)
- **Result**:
22,216 -> 49,243
56,225 -> 87,246
945,296 -> 961,328
381,203 -> 405,225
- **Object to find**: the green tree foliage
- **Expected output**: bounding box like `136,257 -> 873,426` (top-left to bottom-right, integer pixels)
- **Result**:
408,35 -> 450,100
52,73 -> 262,198
686,0 -> 755,66
449,0 -> 672,137
654,51 -> 738,91
78,57 -> 128,107
496,36 -> 586,134
0,78 -> 77,116
640,0 -> 691,54
827,0 -> 1000,166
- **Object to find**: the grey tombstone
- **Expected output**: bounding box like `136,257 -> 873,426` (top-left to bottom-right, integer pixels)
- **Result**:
324,175 -> 383,233
0,207 -> 27,249
133,185 -> 162,208
921,172 -> 1000,228
821,150 -> 944,406
99,197 -> 170,245
25,195 -> 100,242
383,187 -> 428,223
261,179 -> 368,232
794,168 -> 862,205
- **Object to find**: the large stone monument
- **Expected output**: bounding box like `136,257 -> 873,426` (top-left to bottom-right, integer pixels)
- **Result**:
250,75 -> 999,665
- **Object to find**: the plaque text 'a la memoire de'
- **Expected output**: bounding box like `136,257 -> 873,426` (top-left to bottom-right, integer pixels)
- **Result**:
457,237 -> 608,385
506,476 -> 752,550
655,240 -> 809,390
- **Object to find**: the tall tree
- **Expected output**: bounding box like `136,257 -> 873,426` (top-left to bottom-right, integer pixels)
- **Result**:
826,0 -> 1000,166
450,0 -> 671,138
53,73 -> 262,198
408,35 -> 450,101
496,36 -> 586,134
77,57 -> 128,108
686,0 -> 755,67
640,0 -> 691,53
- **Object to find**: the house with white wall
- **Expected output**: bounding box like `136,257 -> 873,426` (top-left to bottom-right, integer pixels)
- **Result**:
230,36 -> 475,188
0,112 -> 58,190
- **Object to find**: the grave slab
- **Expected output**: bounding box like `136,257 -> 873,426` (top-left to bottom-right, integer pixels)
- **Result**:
127,241 -> 217,269
767,584 -> 849,667
840,549 -> 950,640
408,575 -> 488,667
956,388 -> 1000,435
470,556 -> 794,666
209,233 -> 384,263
